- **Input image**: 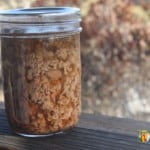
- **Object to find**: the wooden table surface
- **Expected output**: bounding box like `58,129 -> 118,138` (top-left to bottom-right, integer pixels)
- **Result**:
0,108 -> 150,150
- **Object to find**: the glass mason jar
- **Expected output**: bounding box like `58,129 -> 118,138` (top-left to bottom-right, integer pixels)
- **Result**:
0,7 -> 82,137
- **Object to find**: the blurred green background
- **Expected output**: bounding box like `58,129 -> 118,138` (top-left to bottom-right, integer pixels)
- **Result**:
0,0 -> 150,121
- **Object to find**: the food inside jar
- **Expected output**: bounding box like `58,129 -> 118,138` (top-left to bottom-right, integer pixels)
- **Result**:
2,34 -> 81,134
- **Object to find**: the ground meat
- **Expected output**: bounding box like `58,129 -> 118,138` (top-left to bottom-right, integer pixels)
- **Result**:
2,33 -> 81,135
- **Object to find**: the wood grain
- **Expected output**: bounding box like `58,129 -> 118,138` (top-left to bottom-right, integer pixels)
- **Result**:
0,109 -> 150,150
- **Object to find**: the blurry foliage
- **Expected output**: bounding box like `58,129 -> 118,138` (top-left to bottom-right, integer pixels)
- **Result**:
81,0 -> 150,95
31,0 -> 55,7
130,5 -> 149,21
0,0 -> 35,9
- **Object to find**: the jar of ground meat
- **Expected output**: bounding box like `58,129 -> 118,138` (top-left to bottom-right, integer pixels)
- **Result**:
0,7 -> 82,137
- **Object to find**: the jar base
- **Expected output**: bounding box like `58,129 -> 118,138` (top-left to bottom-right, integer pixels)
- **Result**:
16,131 -> 65,138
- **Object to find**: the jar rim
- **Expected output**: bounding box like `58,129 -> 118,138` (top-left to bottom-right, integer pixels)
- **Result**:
0,7 -> 81,23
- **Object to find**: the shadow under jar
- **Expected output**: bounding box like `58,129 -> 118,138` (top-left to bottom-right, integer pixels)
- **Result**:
0,7 -> 82,137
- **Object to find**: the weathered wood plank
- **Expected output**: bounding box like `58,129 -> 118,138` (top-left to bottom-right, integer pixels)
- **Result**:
0,109 -> 150,150
79,113 -> 150,136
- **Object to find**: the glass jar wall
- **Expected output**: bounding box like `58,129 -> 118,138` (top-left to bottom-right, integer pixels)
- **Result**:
0,7 -> 82,137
